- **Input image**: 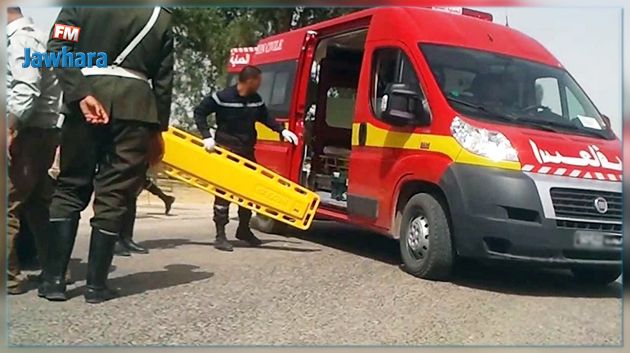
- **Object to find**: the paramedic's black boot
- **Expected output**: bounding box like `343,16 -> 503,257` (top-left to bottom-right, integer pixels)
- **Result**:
214,225 -> 233,252
235,210 -> 262,246
84,228 -> 119,304
235,225 -> 262,246
38,216 -> 79,301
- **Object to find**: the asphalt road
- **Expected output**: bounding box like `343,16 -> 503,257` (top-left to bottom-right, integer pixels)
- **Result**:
8,186 -> 622,346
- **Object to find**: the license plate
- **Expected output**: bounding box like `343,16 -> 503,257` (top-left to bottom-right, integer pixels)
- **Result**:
575,231 -> 622,248
603,234 -> 623,247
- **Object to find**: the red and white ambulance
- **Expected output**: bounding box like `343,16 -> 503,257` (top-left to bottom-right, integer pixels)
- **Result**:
230,7 -> 622,283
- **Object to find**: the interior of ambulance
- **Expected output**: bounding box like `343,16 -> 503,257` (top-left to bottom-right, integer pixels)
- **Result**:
299,29 -> 367,209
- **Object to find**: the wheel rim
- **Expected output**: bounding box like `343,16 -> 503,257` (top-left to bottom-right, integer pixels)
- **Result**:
407,213 -> 430,260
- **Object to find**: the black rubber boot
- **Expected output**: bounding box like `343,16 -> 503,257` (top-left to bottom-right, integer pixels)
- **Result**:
163,195 -> 176,215
120,237 -> 148,254
146,181 -> 175,215
212,201 -> 232,251
235,209 -> 262,246
38,216 -> 80,301
118,199 -> 148,254
114,241 -> 132,256
214,224 -> 233,252
84,228 -> 119,304
235,226 -> 262,246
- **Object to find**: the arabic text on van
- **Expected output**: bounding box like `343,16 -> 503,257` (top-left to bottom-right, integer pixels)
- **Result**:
529,140 -> 621,171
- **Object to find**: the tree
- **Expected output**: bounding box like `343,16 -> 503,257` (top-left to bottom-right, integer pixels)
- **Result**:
170,7 -> 362,130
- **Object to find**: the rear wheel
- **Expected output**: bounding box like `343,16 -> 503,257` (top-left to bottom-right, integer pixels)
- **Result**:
250,214 -> 287,235
571,266 -> 621,286
399,193 -> 453,280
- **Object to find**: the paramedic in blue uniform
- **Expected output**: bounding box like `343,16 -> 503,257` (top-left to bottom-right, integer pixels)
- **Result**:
38,7 -> 174,304
193,65 -> 298,252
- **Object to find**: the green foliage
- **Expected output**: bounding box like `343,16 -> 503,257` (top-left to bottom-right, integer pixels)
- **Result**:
170,7 -> 362,131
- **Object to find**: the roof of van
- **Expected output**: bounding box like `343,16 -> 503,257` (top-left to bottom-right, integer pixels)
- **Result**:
252,7 -> 561,68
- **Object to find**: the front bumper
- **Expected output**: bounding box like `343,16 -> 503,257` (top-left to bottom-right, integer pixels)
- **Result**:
440,164 -> 622,267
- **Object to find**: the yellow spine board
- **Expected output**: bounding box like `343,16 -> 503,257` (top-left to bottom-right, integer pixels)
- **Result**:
162,127 -> 320,230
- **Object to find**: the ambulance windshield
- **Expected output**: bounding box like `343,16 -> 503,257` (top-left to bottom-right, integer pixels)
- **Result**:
420,44 -> 614,140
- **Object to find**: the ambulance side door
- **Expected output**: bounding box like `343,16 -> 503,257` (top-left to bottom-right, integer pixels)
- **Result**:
254,61 -> 299,176
348,41 -> 431,229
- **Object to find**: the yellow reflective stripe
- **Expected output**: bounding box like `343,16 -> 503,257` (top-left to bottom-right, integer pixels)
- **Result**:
255,122 -> 287,142
351,123 -> 521,171
351,123 -> 459,159
456,149 -> 521,170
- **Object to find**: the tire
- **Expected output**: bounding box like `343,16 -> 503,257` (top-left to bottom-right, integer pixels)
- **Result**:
250,214 -> 287,234
399,193 -> 453,280
571,266 -> 621,286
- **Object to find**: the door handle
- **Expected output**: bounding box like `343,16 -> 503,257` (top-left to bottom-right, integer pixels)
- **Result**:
358,123 -> 367,147
294,118 -> 304,139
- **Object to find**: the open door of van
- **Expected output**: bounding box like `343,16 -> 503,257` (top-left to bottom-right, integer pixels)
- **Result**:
284,16 -> 371,214
250,30 -> 318,180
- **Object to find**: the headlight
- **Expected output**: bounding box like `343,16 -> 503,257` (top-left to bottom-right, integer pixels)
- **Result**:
451,116 -> 519,162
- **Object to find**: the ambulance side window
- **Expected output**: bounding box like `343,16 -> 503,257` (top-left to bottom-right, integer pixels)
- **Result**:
270,71 -> 290,105
371,47 -> 425,120
226,73 -> 238,87
258,71 -> 275,102
257,60 -> 298,119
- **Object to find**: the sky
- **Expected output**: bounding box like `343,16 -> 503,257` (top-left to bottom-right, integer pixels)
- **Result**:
19,6 -> 623,135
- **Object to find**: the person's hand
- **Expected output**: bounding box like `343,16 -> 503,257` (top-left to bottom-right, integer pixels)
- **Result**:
147,132 -> 165,166
203,137 -> 216,152
48,146 -> 61,179
7,113 -> 17,161
7,129 -> 16,161
281,129 -> 298,145
79,95 -> 109,124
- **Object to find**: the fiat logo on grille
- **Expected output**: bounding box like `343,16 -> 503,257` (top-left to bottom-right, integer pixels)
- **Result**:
594,197 -> 608,214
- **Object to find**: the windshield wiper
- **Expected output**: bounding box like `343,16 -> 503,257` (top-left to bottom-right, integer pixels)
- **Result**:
446,97 -> 517,123
515,116 -> 609,138
447,97 -> 561,132
446,97 -> 609,138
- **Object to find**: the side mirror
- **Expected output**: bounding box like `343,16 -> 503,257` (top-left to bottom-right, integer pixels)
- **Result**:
381,83 -> 431,127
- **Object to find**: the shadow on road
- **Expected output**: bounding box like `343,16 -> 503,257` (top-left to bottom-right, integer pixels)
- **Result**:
451,261 -> 622,298
65,264 -> 213,300
290,221 -> 401,266
138,237 -> 319,253
295,221 -> 621,299
67,258 -> 117,283
138,238 -> 199,250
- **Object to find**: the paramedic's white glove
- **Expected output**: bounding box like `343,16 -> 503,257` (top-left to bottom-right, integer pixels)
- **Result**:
281,129 -> 298,145
203,137 -> 216,152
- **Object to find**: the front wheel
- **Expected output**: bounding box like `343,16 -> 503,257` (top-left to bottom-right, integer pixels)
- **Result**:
571,266 -> 621,286
399,193 -> 453,280
250,214 -> 287,235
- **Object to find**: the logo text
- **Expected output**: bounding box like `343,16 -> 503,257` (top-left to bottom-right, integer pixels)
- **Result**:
22,46 -> 107,69
52,24 -> 80,42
